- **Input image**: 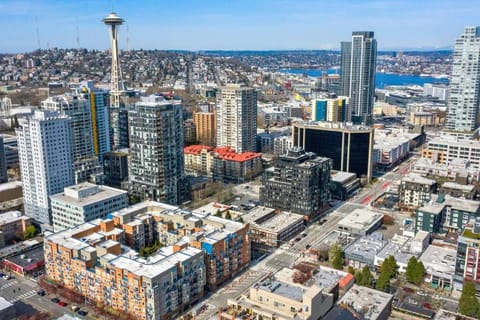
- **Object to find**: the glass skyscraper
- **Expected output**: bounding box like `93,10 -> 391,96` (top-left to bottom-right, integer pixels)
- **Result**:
445,26 -> 480,132
340,31 -> 377,125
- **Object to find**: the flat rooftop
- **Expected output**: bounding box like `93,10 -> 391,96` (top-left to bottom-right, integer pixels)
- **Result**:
338,285 -> 393,320
338,208 -> 383,232
241,206 -> 276,224
51,183 -> 127,207
5,246 -> 44,269
0,181 -> 22,193
331,171 -> 357,184
402,173 -> 436,186
419,245 -> 456,279
344,233 -> 387,262
256,279 -> 305,302
441,182 -> 475,192
0,210 -> 29,225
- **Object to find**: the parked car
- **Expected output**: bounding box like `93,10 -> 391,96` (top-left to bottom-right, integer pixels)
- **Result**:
71,305 -> 80,312
58,301 -> 67,307
77,310 -> 88,317
37,289 -> 46,296
403,287 -> 415,293
423,303 -> 432,310
51,297 -> 60,303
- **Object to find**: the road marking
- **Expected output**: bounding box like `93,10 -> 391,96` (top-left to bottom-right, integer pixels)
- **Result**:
0,280 -> 17,290
8,289 -> 36,303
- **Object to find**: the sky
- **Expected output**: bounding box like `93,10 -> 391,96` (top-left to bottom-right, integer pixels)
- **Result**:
0,0 -> 479,53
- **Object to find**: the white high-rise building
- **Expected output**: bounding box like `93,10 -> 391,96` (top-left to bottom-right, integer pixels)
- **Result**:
17,110 -> 74,227
216,85 -> 257,153
446,26 -> 480,132
340,31 -> 377,125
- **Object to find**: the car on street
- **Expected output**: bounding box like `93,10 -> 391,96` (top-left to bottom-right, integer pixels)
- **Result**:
295,237 -> 301,242
403,287 -> 415,293
51,297 -> 60,303
37,289 -> 46,296
71,305 -> 80,312
423,303 -> 432,310
77,310 -> 88,317
58,301 -> 67,307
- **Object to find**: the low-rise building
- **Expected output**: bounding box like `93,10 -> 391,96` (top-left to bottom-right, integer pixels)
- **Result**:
398,174 -> 437,210
50,183 -> 128,232
336,285 -> 393,320
423,136 -> 480,169
412,157 -> 480,184
241,206 -> 304,255
337,208 -> 383,236
184,145 -> 263,183
420,245 -> 456,291
344,233 -> 387,269
454,218 -> 480,292
416,194 -> 480,234
373,133 -> 410,171
0,297 -> 16,320
44,219 -> 206,320
330,172 -> 361,201
0,181 -> 23,212
0,211 -> 32,248
224,270 -> 334,320
440,182 -> 477,200
3,245 -> 44,276
109,201 -> 251,291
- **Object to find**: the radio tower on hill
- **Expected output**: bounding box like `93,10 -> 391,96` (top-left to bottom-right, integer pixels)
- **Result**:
103,12 -> 125,149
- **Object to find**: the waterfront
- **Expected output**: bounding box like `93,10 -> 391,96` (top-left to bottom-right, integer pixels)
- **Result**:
279,68 -> 449,89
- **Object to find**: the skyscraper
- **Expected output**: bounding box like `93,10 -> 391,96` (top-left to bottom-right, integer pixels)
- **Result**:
340,31 -> 377,125
445,26 -> 480,132
216,85 -> 257,153
103,12 -> 127,149
128,95 -> 187,204
17,110 -> 74,227
77,80 -> 111,161
42,94 -> 103,183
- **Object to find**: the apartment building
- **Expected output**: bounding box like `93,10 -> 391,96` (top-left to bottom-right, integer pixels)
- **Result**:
109,201 -> 251,291
260,148 -> 331,220
398,174 -> 437,210
454,218 -> 480,292
50,182 -> 128,232
44,219 -> 206,320
423,137 -> 480,169
193,111 -> 216,146
184,145 -> 263,183
0,211 -> 32,248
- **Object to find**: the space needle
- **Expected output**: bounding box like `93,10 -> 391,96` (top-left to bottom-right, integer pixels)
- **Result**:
103,12 -> 125,148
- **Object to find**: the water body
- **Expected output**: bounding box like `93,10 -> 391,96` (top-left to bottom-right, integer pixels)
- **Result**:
279,68 -> 449,89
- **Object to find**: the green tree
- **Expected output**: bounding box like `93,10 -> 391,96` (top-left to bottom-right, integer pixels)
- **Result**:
225,210 -> 232,220
354,269 -> 363,285
329,244 -> 344,270
406,257 -> 425,285
376,256 -> 397,291
347,266 -> 355,275
215,209 -> 222,217
24,225 -> 37,239
459,280 -> 480,317
360,265 -> 373,288
237,216 -> 244,223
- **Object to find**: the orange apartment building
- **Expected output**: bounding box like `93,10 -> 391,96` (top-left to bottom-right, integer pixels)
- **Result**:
184,145 -> 263,183
193,111 -> 216,146
109,201 -> 251,291
44,218 -> 206,320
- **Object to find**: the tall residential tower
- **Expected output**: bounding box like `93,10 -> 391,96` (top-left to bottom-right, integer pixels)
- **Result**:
445,26 -> 480,132
128,95 -> 188,205
340,31 -> 377,125
216,85 -> 257,153
17,110 -> 74,227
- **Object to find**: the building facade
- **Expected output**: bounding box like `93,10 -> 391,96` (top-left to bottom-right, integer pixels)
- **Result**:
445,26 -> 480,132
193,111 -> 216,146
293,121 -> 374,181
44,219 -> 206,320
398,174 -> 437,210
17,110 -> 74,227
216,85 -> 257,153
260,148 -> 331,220
50,182 -> 128,232
340,31 -> 377,124
311,97 -> 348,122
0,211 -> 32,248
103,150 -> 129,188
129,95 -> 187,205
454,218 -> 480,292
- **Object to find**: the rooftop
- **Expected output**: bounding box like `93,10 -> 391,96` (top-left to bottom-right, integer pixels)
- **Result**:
0,210 -> 29,225
337,208 -> 384,233
184,144 -> 214,155
331,171 -> 357,184
441,182 -> 476,192
5,246 -> 44,269
338,285 -> 393,320
51,183 -> 127,207
254,211 -> 304,234
419,245 -> 456,279
256,278 -> 305,302
344,233 -> 387,262
402,173 -> 436,186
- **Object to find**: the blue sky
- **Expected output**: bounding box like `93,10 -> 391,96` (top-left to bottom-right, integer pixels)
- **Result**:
0,0 -> 478,52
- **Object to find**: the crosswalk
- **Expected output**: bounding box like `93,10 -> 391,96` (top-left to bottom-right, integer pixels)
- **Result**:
8,289 -> 36,303
0,280 -> 17,290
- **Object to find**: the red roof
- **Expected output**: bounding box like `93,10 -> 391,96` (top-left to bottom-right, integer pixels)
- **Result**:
213,147 -> 261,162
339,273 -> 355,288
184,145 -> 214,155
